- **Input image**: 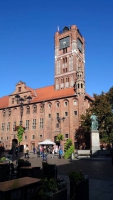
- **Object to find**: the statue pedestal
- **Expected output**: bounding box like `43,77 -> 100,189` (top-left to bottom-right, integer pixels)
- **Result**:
90,130 -> 100,155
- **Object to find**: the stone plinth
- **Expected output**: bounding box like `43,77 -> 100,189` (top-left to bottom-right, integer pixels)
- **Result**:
90,130 -> 100,155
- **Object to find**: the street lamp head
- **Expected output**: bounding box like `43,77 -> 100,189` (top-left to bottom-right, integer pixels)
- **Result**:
27,96 -> 32,103
15,94 -> 20,102
62,117 -> 65,121
19,98 -> 24,104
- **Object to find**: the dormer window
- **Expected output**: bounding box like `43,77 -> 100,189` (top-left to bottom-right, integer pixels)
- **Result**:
18,87 -> 21,92
12,98 -> 14,104
24,96 -> 27,101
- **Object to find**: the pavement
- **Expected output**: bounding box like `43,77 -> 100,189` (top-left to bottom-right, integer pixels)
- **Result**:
12,152 -> 113,200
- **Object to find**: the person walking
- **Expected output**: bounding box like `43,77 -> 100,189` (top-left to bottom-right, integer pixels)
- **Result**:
51,147 -> 54,159
59,148 -> 63,159
24,144 -> 29,159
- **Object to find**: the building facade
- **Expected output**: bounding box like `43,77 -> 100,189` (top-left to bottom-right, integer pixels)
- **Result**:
0,25 -> 92,150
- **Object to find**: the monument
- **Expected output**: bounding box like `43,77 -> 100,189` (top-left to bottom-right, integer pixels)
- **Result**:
90,113 -> 100,155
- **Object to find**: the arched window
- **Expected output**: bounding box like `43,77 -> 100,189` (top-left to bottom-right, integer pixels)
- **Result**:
33,105 -> 37,113
26,106 -> 30,114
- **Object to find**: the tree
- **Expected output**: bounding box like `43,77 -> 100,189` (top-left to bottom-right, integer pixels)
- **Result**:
56,134 -> 64,145
64,139 -> 74,159
80,88 -> 113,144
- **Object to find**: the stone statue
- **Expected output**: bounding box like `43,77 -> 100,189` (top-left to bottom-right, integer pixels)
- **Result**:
90,113 -> 98,131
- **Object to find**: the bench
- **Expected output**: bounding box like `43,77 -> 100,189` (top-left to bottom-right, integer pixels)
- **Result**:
78,150 -> 91,157
71,150 -> 91,160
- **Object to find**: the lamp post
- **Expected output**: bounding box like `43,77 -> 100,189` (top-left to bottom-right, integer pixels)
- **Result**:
15,94 -> 32,125
15,94 -> 32,159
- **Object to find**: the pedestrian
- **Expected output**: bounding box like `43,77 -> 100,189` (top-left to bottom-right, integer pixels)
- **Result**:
59,148 -> 63,159
110,145 -> 113,165
24,144 -> 29,158
33,147 -> 36,154
51,147 -> 54,159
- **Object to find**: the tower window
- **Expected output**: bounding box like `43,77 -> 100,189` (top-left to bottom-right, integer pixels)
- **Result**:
18,87 -> 21,92
81,83 -> 83,88
63,48 -> 67,54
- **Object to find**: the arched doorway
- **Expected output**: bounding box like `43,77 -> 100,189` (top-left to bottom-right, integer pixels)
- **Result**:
54,136 -> 60,147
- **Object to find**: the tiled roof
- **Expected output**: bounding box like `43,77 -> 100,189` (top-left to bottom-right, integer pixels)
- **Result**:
0,85 -> 93,109
32,85 -> 75,102
25,86 -> 36,97
0,96 -> 9,109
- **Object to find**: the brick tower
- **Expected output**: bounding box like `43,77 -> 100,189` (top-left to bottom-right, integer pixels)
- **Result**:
54,25 -> 85,95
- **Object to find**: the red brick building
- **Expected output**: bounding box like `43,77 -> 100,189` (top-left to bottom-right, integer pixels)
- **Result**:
0,25 -> 93,150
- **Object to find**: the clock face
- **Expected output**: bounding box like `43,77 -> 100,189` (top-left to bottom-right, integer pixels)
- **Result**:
59,36 -> 70,50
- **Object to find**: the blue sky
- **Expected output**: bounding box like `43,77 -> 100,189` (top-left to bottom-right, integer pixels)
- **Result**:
0,0 -> 113,97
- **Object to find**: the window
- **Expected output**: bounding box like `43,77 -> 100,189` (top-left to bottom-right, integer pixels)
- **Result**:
24,96 -> 27,101
26,120 -> 29,130
8,109 -> 11,116
48,114 -> 51,118
7,122 -> 10,131
63,57 -> 67,63
74,111 -> 77,115
63,48 -> 67,54
56,123 -> 59,128
3,110 -> 6,117
20,121 -> 23,126
65,134 -> 68,139
40,135 -> 42,139
66,77 -> 69,82
73,100 -> 77,105
33,105 -> 37,113
32,119 -> 36,129
40,118 -> 44,129
56,102 -> 59,107
18,87 -> 21,92
1,123 -> 5,131
7,137 -> 8,140
32,135 -> 35,139
13,122 -> 16,131
48,104 -> 51,108
25,136 -> 27,140
56,113 -> 59,118
40,105 -> 44,113
1,137 -> 3,141
65,112 -> 68,117
12,98 -> 14,104
26,106 -> 30,114
64,101 -> 68,106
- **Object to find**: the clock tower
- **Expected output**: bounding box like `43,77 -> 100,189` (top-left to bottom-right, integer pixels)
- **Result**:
54,25 -> 85,95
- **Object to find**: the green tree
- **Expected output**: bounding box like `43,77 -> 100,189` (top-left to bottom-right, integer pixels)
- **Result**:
80,88 -> 113,144
64,139 -> 74,159
56,134 -> 64,145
